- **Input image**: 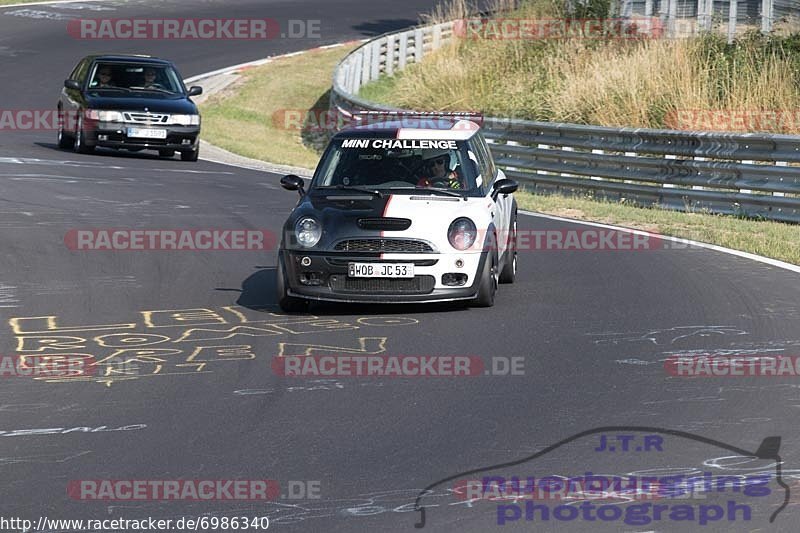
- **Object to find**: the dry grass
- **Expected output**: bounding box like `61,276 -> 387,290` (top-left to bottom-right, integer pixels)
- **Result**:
200,39 -> 800,265
199,44 -> 360,168
362,0 -> 800,133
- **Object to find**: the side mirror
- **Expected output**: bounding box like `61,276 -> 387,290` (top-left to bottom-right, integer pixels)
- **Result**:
281,174 -> 305,196
491,178 -> 518,200
64,79 -> 81,91
187,86 -> 203,96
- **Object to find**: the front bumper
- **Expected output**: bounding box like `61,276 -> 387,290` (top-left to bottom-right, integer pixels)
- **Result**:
84,121 -> 200,150
281,249 -> 487,304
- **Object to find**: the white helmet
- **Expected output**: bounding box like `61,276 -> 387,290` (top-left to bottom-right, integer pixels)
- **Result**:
422,148 -> 455,171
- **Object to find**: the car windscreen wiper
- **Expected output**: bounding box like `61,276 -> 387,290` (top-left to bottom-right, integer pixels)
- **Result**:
90,87 -> 132,93
129,87 -> 176,94
388,186 -> 465,199
319,185 -> 384,198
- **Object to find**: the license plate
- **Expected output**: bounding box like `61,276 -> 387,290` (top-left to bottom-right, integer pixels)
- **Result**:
348,262 -> 414,278
127,127 -> 167,139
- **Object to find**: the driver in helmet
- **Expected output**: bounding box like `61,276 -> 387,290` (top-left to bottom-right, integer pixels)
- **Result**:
417,148 -> 464,189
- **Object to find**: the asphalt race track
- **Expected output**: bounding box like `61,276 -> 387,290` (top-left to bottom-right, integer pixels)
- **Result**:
1,1 -> 800,532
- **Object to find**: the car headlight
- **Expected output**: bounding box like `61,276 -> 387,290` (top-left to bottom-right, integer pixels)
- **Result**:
86,110 -> 124,122
295,217 -> 322,248
170,114 -> 200,126
448,217 -> 477,250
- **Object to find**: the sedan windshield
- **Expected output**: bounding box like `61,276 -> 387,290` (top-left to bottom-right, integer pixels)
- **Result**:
88,63 -> 185,95
312,138 -> 483,196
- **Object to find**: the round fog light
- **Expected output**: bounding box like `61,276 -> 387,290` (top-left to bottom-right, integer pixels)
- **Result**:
455,259 -> 464,268
301,256 -> 312,266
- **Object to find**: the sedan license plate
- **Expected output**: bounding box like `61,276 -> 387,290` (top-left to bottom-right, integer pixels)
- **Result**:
127,127 -> 167,139
348,262 -> 414,278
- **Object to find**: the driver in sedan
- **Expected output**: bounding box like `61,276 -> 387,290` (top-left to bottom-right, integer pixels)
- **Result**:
416,148 -> 464,189
93,67 -> 115,88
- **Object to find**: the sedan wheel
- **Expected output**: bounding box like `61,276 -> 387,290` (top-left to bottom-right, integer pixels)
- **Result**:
180,145 -> 199,162
57,109 -> 71,149
73,115 -> 93,154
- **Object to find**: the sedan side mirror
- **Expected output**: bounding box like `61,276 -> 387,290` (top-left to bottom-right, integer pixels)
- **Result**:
64,79 -> 81,91
281,174 -> 306,196
187,86 -> 203,97
491,178 -> 518,200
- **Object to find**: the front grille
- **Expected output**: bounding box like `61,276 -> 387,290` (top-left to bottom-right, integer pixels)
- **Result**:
124,112 -> 169,124
330,275 -> 435,294
357,217 -> 411,231
333,239 -> 434,253
102,133 -> 169,145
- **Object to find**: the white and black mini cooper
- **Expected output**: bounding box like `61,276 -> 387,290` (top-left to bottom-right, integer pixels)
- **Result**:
276,117 -> 518,311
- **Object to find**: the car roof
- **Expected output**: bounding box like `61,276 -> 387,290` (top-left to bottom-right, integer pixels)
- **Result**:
332,117 -> 482,141
84,54 -> 174,66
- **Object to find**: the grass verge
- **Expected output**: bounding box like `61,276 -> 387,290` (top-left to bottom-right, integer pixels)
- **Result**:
199,43 -> 359,169
200,40 -> 800,266
516,191 -> 800,265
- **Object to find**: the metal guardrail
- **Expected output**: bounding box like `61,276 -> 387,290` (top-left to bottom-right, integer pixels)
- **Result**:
333,21 -> 456,99
330,21 -> 800,223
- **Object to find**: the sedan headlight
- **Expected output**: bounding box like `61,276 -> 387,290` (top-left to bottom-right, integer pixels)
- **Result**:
295,217 -> 322,248
170,114 -> 200,126
85,110 -> 124,122
448,217 -> 477,250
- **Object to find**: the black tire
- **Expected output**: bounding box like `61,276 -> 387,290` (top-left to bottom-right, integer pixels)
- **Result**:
499,210 -> 517,284
57,108 -> 72,149
471,249 -> 497,307
73,115 -> 93,154
159,149 -> 175,158
276,256 -> 308,313
181,145 -> 199,162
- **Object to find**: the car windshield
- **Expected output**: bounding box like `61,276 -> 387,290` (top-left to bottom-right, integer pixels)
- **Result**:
88,63 -> 185,96
311,138 -> 483,196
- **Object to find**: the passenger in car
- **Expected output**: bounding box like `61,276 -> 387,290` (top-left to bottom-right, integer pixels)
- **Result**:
142,68 -> 164,89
